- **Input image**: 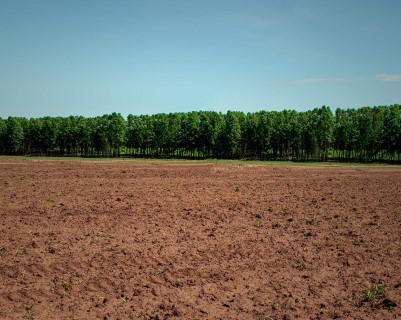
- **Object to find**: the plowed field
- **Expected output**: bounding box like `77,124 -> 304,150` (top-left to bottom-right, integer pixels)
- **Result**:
1,159 -> 400,319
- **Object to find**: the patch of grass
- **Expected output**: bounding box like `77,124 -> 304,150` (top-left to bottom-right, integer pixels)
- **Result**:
251,212 -> 262,219
202,203 -> 211,210
271,220 -> 281,229
172,279 -> 183,287
321,211 -> 330,219
313,241 -> 323,250
25,305 -> 33,315
155,266 -> 165,275
62,281 -> 73,292
2,155 -> 400,167
101,245 -> 112,252
355,282 -> 387,307
360,283 -> 387,302
292,261 -> 307,271
251,221 -> 262,228
16,245 -> 27,255
337,221 -> 348,228
268,299 -> 278,311
317,307 -> 325,315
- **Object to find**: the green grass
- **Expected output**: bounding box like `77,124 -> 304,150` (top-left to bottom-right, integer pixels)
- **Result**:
25,305 -> 33,315
1,155 -> 400,167
360,283 -> 387,303
355,282 -> 388,307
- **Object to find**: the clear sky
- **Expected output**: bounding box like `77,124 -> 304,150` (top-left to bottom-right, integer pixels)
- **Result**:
1,0 -> 400,118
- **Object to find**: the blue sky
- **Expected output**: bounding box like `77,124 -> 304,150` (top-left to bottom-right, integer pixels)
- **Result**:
1,0 -> 400,118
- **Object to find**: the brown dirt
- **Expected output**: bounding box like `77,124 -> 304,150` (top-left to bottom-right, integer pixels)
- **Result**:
0,159 -> 400,320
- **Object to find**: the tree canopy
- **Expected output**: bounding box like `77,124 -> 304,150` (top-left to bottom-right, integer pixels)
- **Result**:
0,105 -> 400,162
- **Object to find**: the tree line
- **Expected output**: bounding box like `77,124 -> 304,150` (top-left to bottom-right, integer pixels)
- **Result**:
0,105 -> 400,162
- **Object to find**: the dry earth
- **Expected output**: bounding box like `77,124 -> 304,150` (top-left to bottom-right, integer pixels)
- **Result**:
0,158 -> 400,320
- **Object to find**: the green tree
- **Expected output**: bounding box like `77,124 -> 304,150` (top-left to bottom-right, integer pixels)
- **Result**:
38,117 -> 59,155
0,118 -> 6,154
92,116 -> 110,156
180,111 -> 200,157
107,112 -> 126,156
315,106 -> 334,160
334,108 -> 348,159
382,104 -> 401,160
219,111 -> 241,158
164,113 -> 182,156
5,117 -> 25,154
152,113 -> 169,156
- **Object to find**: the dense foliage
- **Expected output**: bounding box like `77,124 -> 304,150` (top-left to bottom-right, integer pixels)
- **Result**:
1,105 -> 400,162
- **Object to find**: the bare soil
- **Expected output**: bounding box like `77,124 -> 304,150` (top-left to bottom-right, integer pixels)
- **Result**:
0,159 -> 400,320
